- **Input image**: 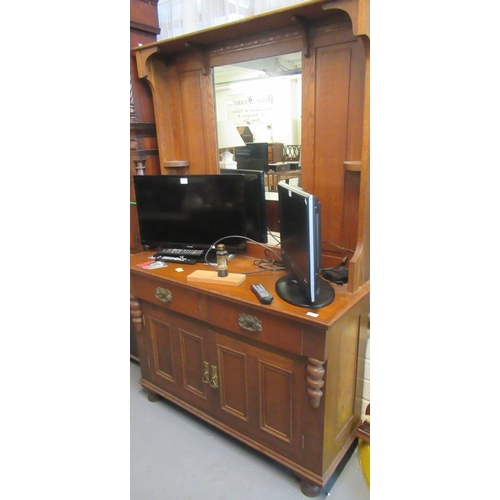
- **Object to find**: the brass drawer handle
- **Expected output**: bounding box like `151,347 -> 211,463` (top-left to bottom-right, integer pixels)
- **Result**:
238,313 -> 263,332
155,287 -> 173,303
209,365 -> 219,389
202,361 -> 210,384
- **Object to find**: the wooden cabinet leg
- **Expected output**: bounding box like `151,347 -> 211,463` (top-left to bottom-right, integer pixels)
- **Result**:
300,479 -> 322,498
147,391 -> 160,402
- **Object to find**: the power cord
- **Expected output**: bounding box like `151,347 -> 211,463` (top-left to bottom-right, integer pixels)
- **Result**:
321,241 -> 355,254
320,255 -> 348,272
204,235 -> 284,274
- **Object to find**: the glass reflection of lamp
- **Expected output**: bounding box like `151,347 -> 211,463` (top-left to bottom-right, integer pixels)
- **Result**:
217,121 -> 245,169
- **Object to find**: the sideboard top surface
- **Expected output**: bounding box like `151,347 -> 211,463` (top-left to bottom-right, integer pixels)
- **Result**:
130,251 -> 369,329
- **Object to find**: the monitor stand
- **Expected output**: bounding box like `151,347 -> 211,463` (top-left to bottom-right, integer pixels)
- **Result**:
275,274 -> 335,309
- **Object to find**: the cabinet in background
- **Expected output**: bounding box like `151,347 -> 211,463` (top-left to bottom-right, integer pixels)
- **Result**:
268,143 -> 284,164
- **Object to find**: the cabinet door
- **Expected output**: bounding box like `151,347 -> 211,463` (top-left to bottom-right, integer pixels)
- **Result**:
141,302 -> 212,413
212,331 -> 304,463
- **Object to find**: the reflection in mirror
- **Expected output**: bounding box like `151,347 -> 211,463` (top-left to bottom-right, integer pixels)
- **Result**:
213,53 -> 302,198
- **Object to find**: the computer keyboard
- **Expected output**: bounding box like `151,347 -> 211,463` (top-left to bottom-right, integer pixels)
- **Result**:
154,248 -> 205,258
154,255 -> 197,265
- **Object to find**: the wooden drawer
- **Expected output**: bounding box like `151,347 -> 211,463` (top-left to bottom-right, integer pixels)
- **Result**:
204,296 -> 303,356
131,274 -> 202,319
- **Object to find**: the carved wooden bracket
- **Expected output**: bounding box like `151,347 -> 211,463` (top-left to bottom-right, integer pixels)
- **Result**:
134,46 -> 159,79
306,358 -> 325,408
322,0 -> 370,38
185,42 -> 210,76
292,15 -> 311,58
130,297 -> 143,334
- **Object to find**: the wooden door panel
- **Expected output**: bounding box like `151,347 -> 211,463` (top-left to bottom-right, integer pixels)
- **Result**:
213,332 -> 304,463
179,328 -> 210,400
259,360 -> 294,444
141,304 -> 212,411
217,344 -> 250,422
140,303 -> 178,392
150,316 -> 176,383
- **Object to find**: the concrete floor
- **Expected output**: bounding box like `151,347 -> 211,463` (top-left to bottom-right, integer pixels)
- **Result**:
130,361 -> 370,499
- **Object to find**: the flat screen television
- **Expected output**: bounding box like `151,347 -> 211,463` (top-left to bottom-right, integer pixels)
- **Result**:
133,175 -> 246,252
234,142 -> 269,172
275,181 -> 335,308
220,169 -> 268,243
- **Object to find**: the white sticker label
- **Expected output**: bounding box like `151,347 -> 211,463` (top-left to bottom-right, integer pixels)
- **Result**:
180,178 -> 188,184
306,312 -> 319,318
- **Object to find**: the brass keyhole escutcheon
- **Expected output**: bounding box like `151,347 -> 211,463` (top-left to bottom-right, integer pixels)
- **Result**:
155,287 -> 173,303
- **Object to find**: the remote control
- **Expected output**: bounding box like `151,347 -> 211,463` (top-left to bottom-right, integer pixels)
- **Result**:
251,284 -> 273,304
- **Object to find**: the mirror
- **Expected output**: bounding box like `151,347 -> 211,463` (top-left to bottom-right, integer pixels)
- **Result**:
213,53 -> 302,198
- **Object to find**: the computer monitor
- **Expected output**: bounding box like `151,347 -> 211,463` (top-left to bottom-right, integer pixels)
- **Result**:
275,181 -> 335,308
220,169 -> 268,243
234,142 -> 269,172
133,175 -> 246,252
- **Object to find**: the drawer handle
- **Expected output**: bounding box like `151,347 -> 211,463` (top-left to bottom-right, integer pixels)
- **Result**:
155,287 -> 173,303
202,361 -> 210,384
238,313 -> 263,332
209,365 -> 219,389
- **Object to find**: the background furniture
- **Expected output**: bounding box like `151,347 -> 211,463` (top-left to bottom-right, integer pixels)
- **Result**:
130,0 -> 161,360
130,0 -> 161,255
266,169 -> 302,191
268,142 -> 284,163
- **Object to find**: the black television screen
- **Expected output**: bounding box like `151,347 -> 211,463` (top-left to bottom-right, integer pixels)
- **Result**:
133,175 -> 246,251
220,169 -> 268,243
234,142 -> 269,172
275,181 -> 335,308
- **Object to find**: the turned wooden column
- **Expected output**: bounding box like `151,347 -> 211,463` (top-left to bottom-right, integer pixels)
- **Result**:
306,358 -> 325,408
130,297 -> 143,333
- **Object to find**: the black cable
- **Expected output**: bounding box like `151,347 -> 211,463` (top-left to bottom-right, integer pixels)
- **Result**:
321,241 -> 355,254
267,227 -> 281,245
204,234 -> 284,274
320,255 -> 348,272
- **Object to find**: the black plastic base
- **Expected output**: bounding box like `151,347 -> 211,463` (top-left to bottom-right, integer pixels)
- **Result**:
275,274 -> 335,309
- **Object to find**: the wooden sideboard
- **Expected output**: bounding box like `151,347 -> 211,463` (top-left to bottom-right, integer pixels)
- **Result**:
130,251 -> 369,497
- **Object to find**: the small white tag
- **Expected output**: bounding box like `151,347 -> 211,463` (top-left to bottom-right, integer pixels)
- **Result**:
175,267 -> 184,272
306,312 -> 318,317
180,178 -> 188,184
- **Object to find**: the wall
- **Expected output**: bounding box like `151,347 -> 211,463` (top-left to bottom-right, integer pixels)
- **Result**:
361,331 -> 370,419
157,0 -> 306,40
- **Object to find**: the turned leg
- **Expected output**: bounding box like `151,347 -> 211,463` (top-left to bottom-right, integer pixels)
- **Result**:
300,479 -> 322,498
